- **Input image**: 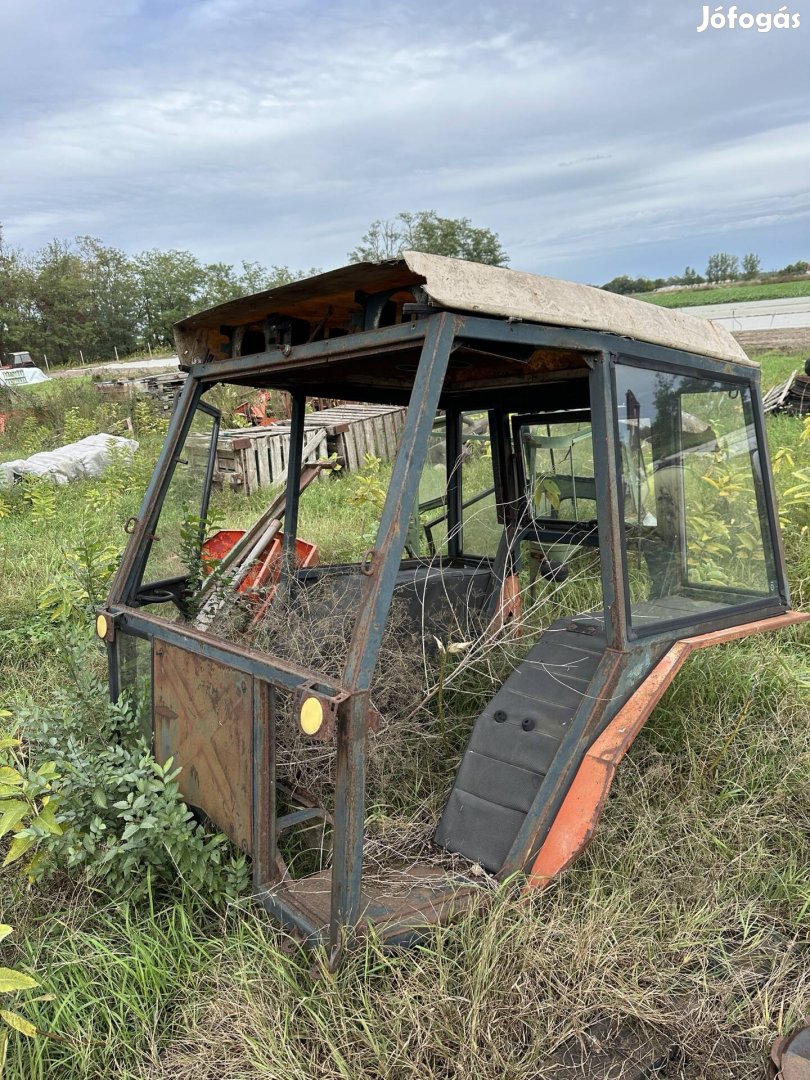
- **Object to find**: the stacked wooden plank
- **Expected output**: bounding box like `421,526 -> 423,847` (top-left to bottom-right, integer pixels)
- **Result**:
136,371 -> 187,412
212,404 -> 406,494
95,371 -> 187,412
763,370 -> 810,415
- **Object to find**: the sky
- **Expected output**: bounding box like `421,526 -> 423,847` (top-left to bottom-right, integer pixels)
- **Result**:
1,0 -> 808,285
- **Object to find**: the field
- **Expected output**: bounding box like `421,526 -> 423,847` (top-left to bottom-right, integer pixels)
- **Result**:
636,279 -> 810,308
0,358 -> 809,1078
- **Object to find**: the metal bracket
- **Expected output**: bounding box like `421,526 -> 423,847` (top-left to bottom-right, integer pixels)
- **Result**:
293,684 -> 349,743
293,683 -> 382,741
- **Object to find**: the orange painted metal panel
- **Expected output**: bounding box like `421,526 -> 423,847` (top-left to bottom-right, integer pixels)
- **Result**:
527,610 -> 810,888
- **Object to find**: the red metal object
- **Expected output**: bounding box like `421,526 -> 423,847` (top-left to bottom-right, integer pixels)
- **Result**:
202,529 -> 319,597
235,389 -> 276,426
526,610 -> 810,888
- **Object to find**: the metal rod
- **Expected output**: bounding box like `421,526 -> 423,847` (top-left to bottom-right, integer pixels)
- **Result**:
590,354 -> 628,650
329,691 -> 367,956
328,313 -> 456,947
112,605 -> 334,692
446,408 -> 463,557
282,392 -> 306,562
192,320 -> 428,383
252,679 -> 274,887
343,312 -> 456,692
108,377 -> 204,605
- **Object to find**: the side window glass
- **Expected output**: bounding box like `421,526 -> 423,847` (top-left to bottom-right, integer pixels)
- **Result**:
520,420 -> 596,522
459,411 -> 500,557
141,402 -> 219,588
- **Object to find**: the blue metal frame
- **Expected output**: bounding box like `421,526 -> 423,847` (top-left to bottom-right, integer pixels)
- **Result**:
101,304 -> 791,949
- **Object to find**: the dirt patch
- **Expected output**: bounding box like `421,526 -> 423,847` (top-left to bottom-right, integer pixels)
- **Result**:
733,327 -> 810,353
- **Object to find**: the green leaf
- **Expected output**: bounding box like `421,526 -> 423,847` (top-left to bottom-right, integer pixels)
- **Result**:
0,969 -> 39,993
3,833 -> 35,867
0,927 -> 12,945
0,738 -> 20,751
0,768 -> 23,787
35,802 -> 63,836
0,1009 -> 39,1038
91,787 -> 108,810
0,802 -> 28,841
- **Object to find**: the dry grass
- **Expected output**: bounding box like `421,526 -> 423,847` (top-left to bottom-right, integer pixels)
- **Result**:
4,363 -> 809,1079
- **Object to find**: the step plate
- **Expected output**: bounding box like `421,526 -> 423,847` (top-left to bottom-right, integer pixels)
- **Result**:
267,863 -> 479,942
434,619 -> 607,872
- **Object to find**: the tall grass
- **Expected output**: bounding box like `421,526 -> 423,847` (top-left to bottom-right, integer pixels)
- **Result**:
1,356 -> 808,1078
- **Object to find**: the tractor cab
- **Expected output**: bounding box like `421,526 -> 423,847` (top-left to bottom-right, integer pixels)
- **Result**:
99,252 -> 806,956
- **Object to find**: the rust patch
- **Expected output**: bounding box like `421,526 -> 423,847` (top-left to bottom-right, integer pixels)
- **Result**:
154,642 -> 254,853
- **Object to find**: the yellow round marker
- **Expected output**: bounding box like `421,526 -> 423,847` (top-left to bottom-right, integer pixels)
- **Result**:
300,696 -> 324,736
95,613 -> 108,640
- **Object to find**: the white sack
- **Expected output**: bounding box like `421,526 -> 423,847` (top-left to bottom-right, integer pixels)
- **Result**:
0,434 -> 138,486
0,367 -> 50,387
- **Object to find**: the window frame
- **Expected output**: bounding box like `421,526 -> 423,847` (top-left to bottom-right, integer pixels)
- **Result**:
610,353 -> 787,640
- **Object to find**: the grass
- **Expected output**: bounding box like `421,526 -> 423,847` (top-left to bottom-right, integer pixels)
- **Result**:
636,279 -> 810,308
1,354 -> 809,1078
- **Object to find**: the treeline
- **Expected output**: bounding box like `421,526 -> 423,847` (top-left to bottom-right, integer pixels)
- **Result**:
602,252 -> 809,295
0,210 -> 509,367
0,232 -> 308,366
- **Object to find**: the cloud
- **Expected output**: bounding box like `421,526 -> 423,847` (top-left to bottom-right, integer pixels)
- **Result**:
2,0 -> 808,281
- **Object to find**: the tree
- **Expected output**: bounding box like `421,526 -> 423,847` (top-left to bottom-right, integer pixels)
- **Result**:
77,236 -> 139,358
741,253 -> 761,280
28,240 -> 97,365
0,227 -> 35,361
349,211 -> 509,266
777,260 -> 809,276
601,275 -> 658,295
681,266 -> 704,285
705,252 -> 739,283
133,249 -> 206,347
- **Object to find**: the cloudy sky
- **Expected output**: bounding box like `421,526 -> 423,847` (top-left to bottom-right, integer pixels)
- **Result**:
2,0 -> 808,284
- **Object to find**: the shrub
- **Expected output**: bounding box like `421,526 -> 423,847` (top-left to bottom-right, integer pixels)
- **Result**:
13,654 -> 249,905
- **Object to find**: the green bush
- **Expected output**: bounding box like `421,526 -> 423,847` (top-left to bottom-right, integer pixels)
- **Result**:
14,654 -> 249,905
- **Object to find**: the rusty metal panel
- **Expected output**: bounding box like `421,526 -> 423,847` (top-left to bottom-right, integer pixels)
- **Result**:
154,641 -> 254,853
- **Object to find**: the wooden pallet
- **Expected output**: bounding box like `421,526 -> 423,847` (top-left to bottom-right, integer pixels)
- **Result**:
95,371 -> 187,412
213,404 -> 406,494
763,370 -> 810,415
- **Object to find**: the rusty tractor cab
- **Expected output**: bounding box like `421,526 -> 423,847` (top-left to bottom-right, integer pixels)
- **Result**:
100,252 -> 806,956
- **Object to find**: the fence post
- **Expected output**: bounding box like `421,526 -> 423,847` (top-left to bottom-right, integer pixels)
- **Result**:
80,350 -> 85,366
114,346 -> 119,361
43,353 -> 49,372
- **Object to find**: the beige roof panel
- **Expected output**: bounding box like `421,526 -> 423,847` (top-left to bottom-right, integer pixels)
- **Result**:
176,252 -> 754,367
402,251 -> 753,366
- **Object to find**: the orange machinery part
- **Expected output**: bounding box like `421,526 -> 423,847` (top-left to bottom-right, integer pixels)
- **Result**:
201,529 -> 319,598
527,610 -> 810,889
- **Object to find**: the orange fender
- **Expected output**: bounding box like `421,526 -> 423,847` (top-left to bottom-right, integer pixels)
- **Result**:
527,611 -> 810,888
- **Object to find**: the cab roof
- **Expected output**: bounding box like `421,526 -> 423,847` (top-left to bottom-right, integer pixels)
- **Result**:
175,251 -> 753,368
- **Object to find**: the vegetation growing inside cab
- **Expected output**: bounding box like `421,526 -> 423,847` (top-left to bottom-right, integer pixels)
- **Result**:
0,358 -> 808,1077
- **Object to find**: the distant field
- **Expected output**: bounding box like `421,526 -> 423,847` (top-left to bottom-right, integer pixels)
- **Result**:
635,279 -> 810,308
